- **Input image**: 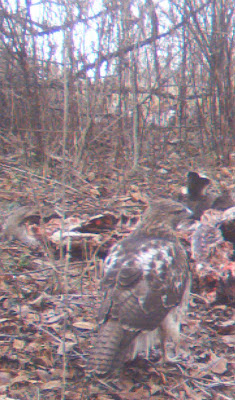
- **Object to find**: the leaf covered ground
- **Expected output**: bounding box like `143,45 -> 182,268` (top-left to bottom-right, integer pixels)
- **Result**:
0,152 -> 234,400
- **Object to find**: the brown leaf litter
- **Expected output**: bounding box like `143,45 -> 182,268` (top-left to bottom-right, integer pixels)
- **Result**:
0,161 -> 234,399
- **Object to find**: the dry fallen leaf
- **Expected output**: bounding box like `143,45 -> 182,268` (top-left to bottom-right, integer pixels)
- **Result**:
12,339 -> 25,350
57,341 -> 75,355
210,353 -> 228,374
39,380 -> 62,390
11,373 -> 31,384
35,369 -> 51,382
0,396 -> 20,400
73,321 -> 96,330
0,373 -> 12,386
221,335 -> 235,347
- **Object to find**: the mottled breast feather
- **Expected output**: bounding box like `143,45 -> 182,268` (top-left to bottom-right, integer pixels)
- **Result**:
100,236 -> 188,331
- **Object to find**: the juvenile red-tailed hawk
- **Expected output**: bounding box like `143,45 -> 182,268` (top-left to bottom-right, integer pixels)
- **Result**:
89,199 -> 192,375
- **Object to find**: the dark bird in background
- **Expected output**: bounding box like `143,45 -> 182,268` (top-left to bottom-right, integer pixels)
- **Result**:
187,172 -> 211,201
88,199 -> 192,376
179,172 -> 211,219
179,171 -> 235,220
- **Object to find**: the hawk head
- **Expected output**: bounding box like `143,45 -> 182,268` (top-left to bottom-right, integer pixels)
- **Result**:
136,198 -> 193,238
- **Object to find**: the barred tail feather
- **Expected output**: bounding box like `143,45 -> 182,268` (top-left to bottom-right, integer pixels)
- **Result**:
88,321 -> 125,375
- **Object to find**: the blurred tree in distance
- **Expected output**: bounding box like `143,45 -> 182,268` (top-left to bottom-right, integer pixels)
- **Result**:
0,0 -> 234,169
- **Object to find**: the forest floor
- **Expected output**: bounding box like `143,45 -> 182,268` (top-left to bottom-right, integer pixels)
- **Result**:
0,148 -> 234,400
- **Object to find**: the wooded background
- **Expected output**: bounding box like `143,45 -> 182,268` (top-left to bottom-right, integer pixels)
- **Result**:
0,0 -> 234,173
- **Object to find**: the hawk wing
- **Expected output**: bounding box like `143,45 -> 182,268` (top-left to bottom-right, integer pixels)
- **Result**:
90,235 -> 190,374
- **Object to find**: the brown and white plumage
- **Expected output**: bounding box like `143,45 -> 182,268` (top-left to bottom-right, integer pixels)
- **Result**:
89,199 -> 192,375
